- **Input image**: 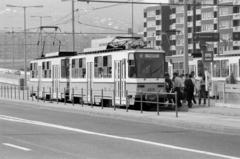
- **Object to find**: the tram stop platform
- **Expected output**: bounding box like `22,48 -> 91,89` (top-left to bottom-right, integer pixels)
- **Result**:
0,97 -> 240,136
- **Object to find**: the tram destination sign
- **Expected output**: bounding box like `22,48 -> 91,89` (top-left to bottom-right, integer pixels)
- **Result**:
193,33 -> 219,42
202,51 -> 213,63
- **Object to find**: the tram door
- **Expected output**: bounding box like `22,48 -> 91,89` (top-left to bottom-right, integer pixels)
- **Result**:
52,65 -> 60,99
114,59 -> 126,105
87,62 -> 93,103
38,66 -> 42,97
230,63 -> 238,77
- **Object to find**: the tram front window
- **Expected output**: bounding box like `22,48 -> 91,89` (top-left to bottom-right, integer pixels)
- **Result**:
128,53 -> 165,78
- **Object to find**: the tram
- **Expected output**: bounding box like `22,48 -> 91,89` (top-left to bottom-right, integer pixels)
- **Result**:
167,50 -> 240,97
29,37 -> 168,108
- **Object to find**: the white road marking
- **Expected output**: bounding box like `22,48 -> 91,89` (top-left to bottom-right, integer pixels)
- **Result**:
1,115 -> 240,159
3,143 -> 31,151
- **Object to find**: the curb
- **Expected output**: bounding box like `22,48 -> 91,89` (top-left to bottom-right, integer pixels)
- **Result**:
1,98 -> 240,136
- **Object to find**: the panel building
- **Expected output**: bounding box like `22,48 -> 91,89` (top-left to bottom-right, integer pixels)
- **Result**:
144,0 -> 240,56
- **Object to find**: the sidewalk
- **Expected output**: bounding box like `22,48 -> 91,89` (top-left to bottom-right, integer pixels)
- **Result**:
0,97 -> 240,136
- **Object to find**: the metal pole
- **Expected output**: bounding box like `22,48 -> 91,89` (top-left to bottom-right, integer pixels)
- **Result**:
101,89 -> 103,109
64,87 -> 66,105
57,87 -> 59,104
113,89 -> 116,110
72,0 -> 76,51
126,90 -> 128,112
132,0 -> 134,37
192,0 -> 196,54
11,86 -> 12,99
184,1 -> 189,74
27,86 -> 29,100
12,29 -> 15,70
1,85 -> 2,97
49,87 -> 52,102
32,86 -> 33,101
72,88 -> 74,106
140,91 -> 143,113
215,85 -> 217,103
15,85 -> 16,99
7,86 -> 9,98
157,91 -> 159,116
43,87 -> 45,102
217,2 -> 220,56
208,91 -> 210,107
175,91 -> 178,118
24,7 -> 27,88
91,88 -> 93,108
19,86 -> 20,100
37,86 -> 39,102
81,88 -> 83,107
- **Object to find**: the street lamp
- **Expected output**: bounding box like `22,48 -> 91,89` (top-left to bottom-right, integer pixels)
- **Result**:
4,27 -> 22,71
6,4 -> 43,87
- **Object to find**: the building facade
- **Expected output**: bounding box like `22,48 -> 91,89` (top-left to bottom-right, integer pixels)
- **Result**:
145,0 -> 240,56
143,5 -> 171,55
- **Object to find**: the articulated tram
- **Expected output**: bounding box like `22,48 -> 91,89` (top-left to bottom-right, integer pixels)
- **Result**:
167,50 -> 240,97
29,37 -> 168,108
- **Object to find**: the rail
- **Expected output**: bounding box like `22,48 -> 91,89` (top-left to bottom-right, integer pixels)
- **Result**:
0,85 -> 180,118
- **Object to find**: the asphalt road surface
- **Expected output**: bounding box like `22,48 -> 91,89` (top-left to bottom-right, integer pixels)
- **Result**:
0,102 -> 240,159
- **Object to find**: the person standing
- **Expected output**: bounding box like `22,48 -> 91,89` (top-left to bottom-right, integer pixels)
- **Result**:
184,74 -> 194,108
173,72 -> 182,107
190,71 -> 197,104
165,72 -> 173,105
198,73 -> 206,105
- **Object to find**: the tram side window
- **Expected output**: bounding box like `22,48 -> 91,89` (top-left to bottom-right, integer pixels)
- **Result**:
78,58 -> 86,78
128,53 -> 136,78
30,63 -> 38,78
94,56 -> 103,78
221,60 -> 229,77
72,59 -> 79,78
103,55 -> 112,78
212,61 -> 220,77
61,59 -> 69,78
42,61 -> 51,78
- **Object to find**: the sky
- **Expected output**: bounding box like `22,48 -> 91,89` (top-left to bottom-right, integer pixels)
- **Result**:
0,0 -> 169,33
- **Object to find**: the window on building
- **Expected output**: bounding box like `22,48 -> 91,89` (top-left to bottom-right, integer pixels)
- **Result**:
220,20 -> 231,28
176,6 -> 184,13
176,17 -> 184,24
202,12 -> 214,20
147,21 -> 155,27
219,7 -> 230,15
94,56 -> 103,78
147,10 -> 155,17
201,0 -> 213,8
202,24 -> 214,32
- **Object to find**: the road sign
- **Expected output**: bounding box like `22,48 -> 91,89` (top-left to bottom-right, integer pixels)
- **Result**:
199,40 -> 207,51
232,32 -> 240,41
193,33 -> 219,42
202,51 -> 213,62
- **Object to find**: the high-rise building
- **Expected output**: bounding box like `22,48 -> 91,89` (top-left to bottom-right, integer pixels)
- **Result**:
145,0 -> 240,56
143,5 -> 171,54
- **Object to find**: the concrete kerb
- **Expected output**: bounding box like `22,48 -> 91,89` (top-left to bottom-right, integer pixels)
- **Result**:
1,98 -> 240,136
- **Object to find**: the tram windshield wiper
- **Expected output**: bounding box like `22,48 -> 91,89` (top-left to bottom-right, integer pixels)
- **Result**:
144,65 -> 163,80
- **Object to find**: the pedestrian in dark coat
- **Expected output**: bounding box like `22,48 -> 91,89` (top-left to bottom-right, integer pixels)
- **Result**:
184,74 -> 194,108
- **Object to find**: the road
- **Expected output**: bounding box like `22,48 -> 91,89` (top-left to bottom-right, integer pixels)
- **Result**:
0,102 -> 240,159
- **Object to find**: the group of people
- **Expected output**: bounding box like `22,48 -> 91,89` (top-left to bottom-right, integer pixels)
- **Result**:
164,71 -> 207,108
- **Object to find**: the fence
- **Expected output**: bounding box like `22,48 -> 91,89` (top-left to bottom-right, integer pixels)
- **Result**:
0,85 -> 180,118
216,83 -> 240,108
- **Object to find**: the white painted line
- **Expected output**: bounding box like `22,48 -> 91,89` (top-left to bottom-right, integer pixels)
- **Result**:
3,143 -> 31,151
1,115 -> 240,159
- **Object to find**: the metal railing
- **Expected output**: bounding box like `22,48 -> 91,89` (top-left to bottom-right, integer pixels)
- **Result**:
0,85 -> 180,118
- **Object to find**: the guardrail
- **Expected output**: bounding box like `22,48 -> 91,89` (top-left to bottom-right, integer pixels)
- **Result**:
0,85 -> 180,118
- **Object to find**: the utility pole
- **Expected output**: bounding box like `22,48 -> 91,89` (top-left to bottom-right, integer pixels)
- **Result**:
72,0 -> 76,51
184,1 -> 189,74
4,27 -> 22,71
132,0 -> 134,37
192,0 -> 196,54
